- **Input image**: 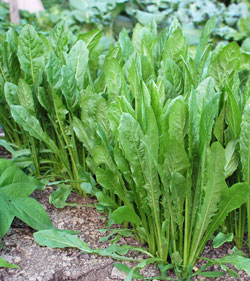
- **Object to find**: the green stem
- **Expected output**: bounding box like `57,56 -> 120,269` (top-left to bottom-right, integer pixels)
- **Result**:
55,107 -> 80,192
30,137 -> 40,177
247,196 -> 250,253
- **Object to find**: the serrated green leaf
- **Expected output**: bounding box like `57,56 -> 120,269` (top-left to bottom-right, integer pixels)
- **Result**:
191,142 -> 227,254
34,229 -> 93,252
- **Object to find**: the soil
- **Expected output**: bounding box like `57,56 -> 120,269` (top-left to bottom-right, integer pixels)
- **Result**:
0,144 -> 249,281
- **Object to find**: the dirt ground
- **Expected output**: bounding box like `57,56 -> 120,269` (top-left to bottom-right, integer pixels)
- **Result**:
0,145 -> 249,281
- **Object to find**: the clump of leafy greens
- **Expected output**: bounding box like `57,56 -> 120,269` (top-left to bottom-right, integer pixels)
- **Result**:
1,12 -> 250,280
0,23 -> 104,194
32,17 -> 250,279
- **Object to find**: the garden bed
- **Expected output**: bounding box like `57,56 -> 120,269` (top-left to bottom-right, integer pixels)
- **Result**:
0,146 -> 249,281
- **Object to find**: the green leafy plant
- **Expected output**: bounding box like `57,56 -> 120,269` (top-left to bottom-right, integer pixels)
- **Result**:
68,18 -> 250,278
1,14 -> 250,279
0,158 -> 52,268
0,23 -> 104,194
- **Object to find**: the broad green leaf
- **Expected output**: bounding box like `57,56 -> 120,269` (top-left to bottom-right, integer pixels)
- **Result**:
0,182 -> 37,200
199,93 -> 220,157
240,98 -> 250,184
213,232 -> 233,248
0,194 -> 14,238
34,229 -> 93,253
239,98 -> 250,250
0,160 -> 40,194
131,23 -> 143,52
169,172 -> 187,226
17,79 -> 35,114
163,28 -> 188,65
164,59 -> 183,97
105,58 -> 124,97
46,51 -> 62,88
119,29 -> 134,62
52,90 -> 68,121
213,250 -> 250,277
6,28 -> 18,53
92,145 -> 113,168
37,87 -> 51,112
10,105 -> 59,155
50,21 -> 68,54
96,191 -> 118,209
191,143 -> 227,254
164,98 -> 189,174
197,183 -> 250,257
226,90 -> 241,138
0,139 -> 16,154
77,29 -> 102,52
189,77 -> 216,156
214,106 -> 226,144
3,39 -> 19,84
209,42 -> 240,89
96,168 -> 126,203
112,206 -> 140,224
73,117 -> 95,152
67,40 -> 89,91
96,98 -> 112,144
224,140 -> 239,178
118,113 -> 146,194
17,25 -> 44,85
4,82 -> 19,106
0,257 -> 19,268
49,184 -> 72,209
9,197 -> 53,231
0,160 -> 44,238
39,33 -> 52,64
60,65 -> 79,110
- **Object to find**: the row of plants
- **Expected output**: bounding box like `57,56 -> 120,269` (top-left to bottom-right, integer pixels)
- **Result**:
1,17 -> 250,279
0,0 -> 250,44
66,0 -> 250,42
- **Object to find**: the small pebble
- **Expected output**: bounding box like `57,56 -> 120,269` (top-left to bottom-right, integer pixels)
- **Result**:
64,270 -> 71,277
14,257 -> 21,263
111,267 -> 128,279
